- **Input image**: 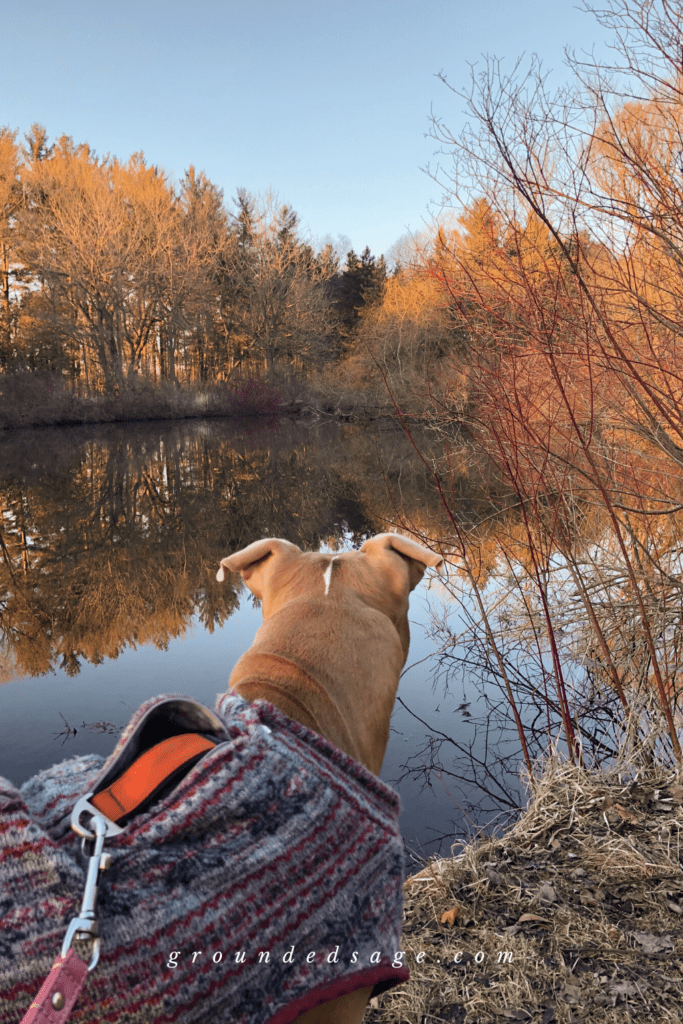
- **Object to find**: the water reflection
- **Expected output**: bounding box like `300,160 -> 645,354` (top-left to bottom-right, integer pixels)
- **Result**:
0,418 -> 438,682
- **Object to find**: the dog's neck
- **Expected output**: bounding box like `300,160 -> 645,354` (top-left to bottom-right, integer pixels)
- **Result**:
229,650 -> 376,769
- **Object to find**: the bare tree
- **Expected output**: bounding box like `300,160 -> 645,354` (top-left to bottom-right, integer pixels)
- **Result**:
0,128 -> 21,358
17,137 -> 176,391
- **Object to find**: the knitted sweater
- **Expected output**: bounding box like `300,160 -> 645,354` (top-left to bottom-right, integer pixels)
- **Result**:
0,693 -> 409,1024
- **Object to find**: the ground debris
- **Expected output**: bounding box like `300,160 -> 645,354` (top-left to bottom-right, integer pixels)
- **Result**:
368,756 -> 683,1023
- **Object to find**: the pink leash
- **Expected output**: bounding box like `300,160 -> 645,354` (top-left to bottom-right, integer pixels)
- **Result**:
19,797 -> 123,1024
19,951 -> 89,1024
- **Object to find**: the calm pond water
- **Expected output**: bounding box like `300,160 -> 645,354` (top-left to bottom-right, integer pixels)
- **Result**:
0,416 -> 525,863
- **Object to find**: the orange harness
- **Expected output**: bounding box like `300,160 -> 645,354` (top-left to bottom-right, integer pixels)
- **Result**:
90,733 -> 217,824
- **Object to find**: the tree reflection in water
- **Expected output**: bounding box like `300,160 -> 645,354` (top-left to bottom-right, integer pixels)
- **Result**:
0,417 -> 435,682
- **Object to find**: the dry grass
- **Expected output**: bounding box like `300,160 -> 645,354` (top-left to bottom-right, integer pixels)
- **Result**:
0,373 -> 284,429
370,749 -> 683,1023
0,371 -> 392,430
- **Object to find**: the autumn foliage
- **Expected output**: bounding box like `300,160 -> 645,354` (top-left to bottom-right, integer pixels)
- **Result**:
369,0 -> 683,765
0,128 -> 387,399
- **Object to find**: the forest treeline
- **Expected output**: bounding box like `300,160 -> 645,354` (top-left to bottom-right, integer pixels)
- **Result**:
3,2 -> 683,441
0,124 -> 392,407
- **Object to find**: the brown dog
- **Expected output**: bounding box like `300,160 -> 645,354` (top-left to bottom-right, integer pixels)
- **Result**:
217,532 -> 444,1024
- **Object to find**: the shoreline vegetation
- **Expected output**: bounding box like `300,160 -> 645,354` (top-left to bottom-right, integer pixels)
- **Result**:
0,373 -> 396,432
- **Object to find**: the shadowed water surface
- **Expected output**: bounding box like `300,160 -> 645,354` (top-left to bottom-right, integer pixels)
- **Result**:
0,417 -> 525,861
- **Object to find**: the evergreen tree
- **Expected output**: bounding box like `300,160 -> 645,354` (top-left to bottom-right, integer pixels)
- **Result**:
23,123 -> 51,163
332,245 -> 387,346
234,188 -> 254,249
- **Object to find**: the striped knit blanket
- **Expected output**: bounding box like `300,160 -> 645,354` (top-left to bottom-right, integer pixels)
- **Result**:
0,693 -> 409,1024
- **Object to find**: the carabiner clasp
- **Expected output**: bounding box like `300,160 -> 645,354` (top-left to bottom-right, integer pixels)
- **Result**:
71,793 -> 124,839
60,919 -> 101,972
62,803 -> 120,974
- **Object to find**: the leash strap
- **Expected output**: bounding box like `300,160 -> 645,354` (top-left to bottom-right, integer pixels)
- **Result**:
19,731 -> 217,1024
19,950 -> 89,1024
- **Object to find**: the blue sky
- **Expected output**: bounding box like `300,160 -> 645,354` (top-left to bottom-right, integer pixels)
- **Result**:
2,0 -> 608,260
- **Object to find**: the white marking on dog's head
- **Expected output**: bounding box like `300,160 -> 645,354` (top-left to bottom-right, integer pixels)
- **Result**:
323,556 -> 338,596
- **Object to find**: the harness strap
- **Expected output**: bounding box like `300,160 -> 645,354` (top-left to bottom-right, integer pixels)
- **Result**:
90,732 -> 217,824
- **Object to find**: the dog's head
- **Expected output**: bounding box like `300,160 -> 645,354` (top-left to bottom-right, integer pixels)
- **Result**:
217,533 -> 444,655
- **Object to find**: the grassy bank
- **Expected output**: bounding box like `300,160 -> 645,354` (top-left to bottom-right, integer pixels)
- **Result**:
0,374 -> 284,429
0,373 -> 393,430
371,752 -> 683,1024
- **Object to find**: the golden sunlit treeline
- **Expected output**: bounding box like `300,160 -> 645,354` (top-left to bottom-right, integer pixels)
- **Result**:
0,124 -> 389,409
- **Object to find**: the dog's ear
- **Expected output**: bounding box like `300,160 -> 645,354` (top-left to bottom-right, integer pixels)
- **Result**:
216,538 -> 301,585
360,533 -> 444,591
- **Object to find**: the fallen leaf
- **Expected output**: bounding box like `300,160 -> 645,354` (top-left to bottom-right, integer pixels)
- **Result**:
613,803 -> 639,823
593,995 -> 617,1008
607,981 -> 639,998
500,1011 -> 532,1020
537,883 -> 557,904
440,905 -> 460,927
628,783 -> 651,806
630,931 -> 674,954
561,981 -> 584,1004
668,784 -> 683,803
518,913 -> 550,924
541,1009 -> 556,1024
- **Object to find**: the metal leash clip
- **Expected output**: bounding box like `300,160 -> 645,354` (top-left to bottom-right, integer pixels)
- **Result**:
20,703 -> 225,1024
61,795 -> 125,971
